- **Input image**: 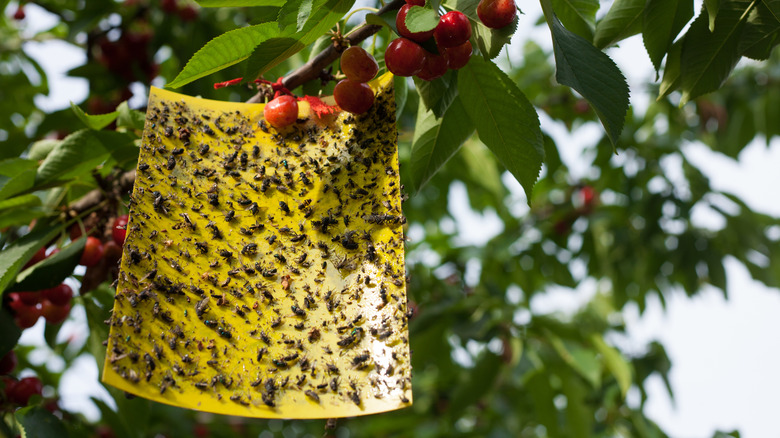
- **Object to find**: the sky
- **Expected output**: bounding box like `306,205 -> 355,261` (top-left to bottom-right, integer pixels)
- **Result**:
11,2 -> 780,437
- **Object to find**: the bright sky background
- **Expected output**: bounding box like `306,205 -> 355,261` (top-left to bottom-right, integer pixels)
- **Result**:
11,3 -> 780,437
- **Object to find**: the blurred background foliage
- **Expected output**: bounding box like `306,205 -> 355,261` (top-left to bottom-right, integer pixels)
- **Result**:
0,0 -> 778,437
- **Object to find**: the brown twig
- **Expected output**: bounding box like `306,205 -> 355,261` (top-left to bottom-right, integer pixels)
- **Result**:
247,0 -> 404,103
71,1 -> 404,214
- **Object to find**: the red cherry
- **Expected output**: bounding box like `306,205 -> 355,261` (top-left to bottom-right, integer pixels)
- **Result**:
161,0 -> 179,13
41,300 -> 72,325
578,186 -> 598,214
23,247 -> 47,270
13,304 -> 41,329
103,240 -> 123,265
264,95 -> 299,129
396,4 -> 435,43
444,40 -> 472,69
112,214 -> 129,246
179,5 -> 198,21
477,0 -> 517,29
385,38 -> 427,77
13,6 -> 25,20
41,284 -> 73,307
7,377 -> 43,406
334,80 -> 375,114
416,51 -> 449,81
434,11 -> 472,49
0,351 -> 17,375
340,46 -> 379,83
406,0 -> 425,5
17,291 -> 41,306
79,236 -> 104,267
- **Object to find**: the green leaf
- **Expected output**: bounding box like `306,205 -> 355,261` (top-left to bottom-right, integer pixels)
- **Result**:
116,101 -> 146,131
410,96 -> 475,192
365,9 -> 398,31
414,70 -> 459,118
84,283 -> 115,377
550,335 -> 601,387
26,139 -> 61,161
34,130 -> 137,185
457,56 -> 544,200
448,351 -> 502,413
167,23 -> 282,89
461,139 -> 505,198
526,371 -> 559,436
550,0 -> 599,40
739,1 -> 780,59
15,406 -> 68,438
0,194 -> 41,212
593,0 -> 646,48
195,0 -> 285,6
35,130 -> 109,184
643,0 -> 695,71
278,0 -> 313,32
8,237 -> 85,292
590,334 -> 633,396
244,0 -> 355,80
406,6 -> 439,32
679,1 -> 755,104
0,217 -> 65,296
70,102 -> 118,130
296,0 -> 314,31
0,158 -> 38,202
445,0 -> 517,59
0,308 -> 21,357
658,39 -> 683,98
547,11 -> 630,145
706,0 -> 721,30
559,368 -> 593,438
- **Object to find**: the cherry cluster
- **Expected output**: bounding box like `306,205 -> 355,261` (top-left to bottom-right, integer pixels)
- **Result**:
96,31 -> 159,84
3,214 -> 129,330
1,350 -> 55,414
334,46 -> 379,115
385,0 -> 517,80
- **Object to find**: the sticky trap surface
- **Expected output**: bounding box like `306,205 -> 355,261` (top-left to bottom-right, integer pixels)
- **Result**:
102,74 -> 412,419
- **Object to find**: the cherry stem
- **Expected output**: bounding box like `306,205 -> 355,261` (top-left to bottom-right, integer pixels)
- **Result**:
248,0 -> 405,103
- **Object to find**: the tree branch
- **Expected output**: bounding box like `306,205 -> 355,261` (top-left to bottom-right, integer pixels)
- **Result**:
71,1 -> 404,214
247,0 -> 404,103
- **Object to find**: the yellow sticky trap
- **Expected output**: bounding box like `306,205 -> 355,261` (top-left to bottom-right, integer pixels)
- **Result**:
102,73 -> 412,419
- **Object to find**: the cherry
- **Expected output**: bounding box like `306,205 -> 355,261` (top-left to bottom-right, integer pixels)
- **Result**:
41,300 -> 72,325
0,351 -> 17,375
385,38 -> 427,77
264,95 -> 299,129
477,0 -> 517,29
334,79 -> 375,114
396,4 -> 435,43
161,0 -> 179,13
178,5 -> 198,21
434,11 -> 472,49
406,0 -> 425,5
112,214 -> 129,246
444,40 -> 472,69
23,247 -> 47,270
416,51 -> 449,81
17,291 -> 41,306
103,240 -> 123,264
6,376 -> 43,406
41,284 -> 73,307
340,46 -> 379,83
80,236 -> 104,267
577,185 -> 598,214
13,5 -> 25,20
13,304 -> 41,329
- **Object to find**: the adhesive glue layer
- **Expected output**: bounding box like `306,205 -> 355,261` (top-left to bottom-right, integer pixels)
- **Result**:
102,73 -> 412,419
